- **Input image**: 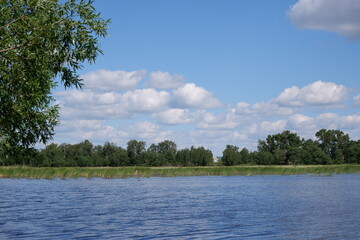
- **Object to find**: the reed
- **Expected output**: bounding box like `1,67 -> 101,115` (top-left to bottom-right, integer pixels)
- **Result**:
1,165 -> 360,179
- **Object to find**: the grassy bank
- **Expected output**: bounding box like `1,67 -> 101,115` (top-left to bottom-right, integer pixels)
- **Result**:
1,165 -> 360,179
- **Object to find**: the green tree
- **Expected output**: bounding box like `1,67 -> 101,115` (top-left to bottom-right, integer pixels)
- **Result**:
176,148 -> 191,166
145,150 -> 165,166
158,140 -> 177,154
102,142 -> 129,166
239,148 -> 250,164
300,139 -> 331,165
0,0 -> 109,162
315,129 -> 350,161
258,130 -> 303,165
254,151 -> 274,165
189,146 -> 213,166
222,145 -> 239,166
345,140 -> 360,164
39,143 -> 64,167
158,140 -> 177,165
127,140 -> 146,165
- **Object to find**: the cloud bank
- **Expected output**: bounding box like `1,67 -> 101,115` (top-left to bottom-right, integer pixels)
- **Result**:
289,0 -> 360,39
53,69 -> 360,156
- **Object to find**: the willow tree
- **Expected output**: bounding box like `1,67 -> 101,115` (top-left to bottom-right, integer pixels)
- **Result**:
0,0 -> 109,163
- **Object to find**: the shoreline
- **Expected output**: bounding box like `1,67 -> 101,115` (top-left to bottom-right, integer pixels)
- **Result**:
1,165 -> 360,179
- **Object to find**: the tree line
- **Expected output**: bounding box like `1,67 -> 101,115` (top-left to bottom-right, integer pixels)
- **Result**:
0,140 -> 213,167
222,129 -> 360,165
1,129 -> 360,167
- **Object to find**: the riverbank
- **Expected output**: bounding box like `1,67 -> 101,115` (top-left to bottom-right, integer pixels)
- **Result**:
1,165 -> 360,179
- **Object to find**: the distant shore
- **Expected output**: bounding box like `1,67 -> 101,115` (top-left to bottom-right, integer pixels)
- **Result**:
1,165 -> 360,179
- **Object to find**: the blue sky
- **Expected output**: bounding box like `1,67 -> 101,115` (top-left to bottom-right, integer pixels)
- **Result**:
53,0 -> 360,156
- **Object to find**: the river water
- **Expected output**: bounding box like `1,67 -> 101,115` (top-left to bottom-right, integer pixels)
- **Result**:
1,175 -> 360,239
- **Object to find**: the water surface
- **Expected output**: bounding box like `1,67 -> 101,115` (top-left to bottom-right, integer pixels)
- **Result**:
1,175 -> 360,239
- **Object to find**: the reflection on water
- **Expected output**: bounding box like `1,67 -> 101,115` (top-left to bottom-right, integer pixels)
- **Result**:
1,175 -> 360,239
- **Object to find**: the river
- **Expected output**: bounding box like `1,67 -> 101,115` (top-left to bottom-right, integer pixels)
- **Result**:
1,175 -> 360,239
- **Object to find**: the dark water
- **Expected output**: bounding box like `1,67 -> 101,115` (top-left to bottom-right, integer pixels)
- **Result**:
1,175 -> 360,239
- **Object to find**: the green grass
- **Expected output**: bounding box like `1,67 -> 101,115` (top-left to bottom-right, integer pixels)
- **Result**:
1,165 -> 360,179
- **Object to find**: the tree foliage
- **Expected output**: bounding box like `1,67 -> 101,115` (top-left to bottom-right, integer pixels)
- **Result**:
1,129 -> 359,167
315,129 -> 350,162
258,130 -> 303,165
0,139 -> 213,167
0,0 -> 109,160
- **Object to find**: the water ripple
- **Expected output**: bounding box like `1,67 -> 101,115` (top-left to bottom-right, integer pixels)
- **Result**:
1,175 -> 360,239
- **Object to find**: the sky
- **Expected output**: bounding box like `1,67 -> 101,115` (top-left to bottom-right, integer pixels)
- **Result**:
52,0 -> 360,156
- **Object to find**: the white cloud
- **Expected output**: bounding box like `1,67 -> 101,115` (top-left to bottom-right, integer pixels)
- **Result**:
56,90 -> 121,107
196,109 -> 240,130
81,69 -> 146,91
341,114 -> 360,129
235,102 -> 252,114
353,95 -> 360,107
122,88 -> 170,113
131,121 -> 159,134
128,121 -> 174,143
52,69 -> 360,156
172,83 -> 222,109
56,90 -> 132,120
315,113 -> 341,129
56,88 -> 170,119
259,120 -> 287,134
289,0 -> 360,39
287,114 -> 316,131
236,101 -> 293,117
55,120 -> 129,145
274,81 -> 348,107
148,71 -> 185,89
152,109 -> 197,125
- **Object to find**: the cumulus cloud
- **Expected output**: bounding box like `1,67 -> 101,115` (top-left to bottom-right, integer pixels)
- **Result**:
131,121 -> 159,134
236,101 -> 293,117
56,90 -> 132,119
196,109 -> 240,130
128,121 -> 174,143
172,83 -> 222,109
81,69 -> 146,91
286,114 -> 316,131
316,113 -> 341,129
341,114 -> 360,129
353,95 -> 360,107
52,69 -> 360,156
121,89 -> 170,113
55,120 -> 129,144
289,0 -> 360,39
148,71 -> 185,89
258,120 -> 287,134
56,90 -> 121,107
152,109 -> 197,125
274,81 -> 348,107
56,88 -> 170,119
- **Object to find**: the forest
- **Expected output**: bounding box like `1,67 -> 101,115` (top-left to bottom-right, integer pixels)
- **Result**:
1,129 -> 360,167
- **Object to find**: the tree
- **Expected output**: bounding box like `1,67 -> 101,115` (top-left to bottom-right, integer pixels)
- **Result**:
189,146 -> 213,166
102,142 -> 129,166
176,148 -> 191,166
144,150 -> 165,166
239,148 -> 250,164
158,140 -> 177,165
315,129 -> 350,161
39,143 -> 64,167
300,139 -> 331,165
258,130 -> 303,165
127,140 -> 146,165
254,151 -> 274,165
0,0 -> 109,161
222,145 -> 239,166
345,140 -> 360,164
